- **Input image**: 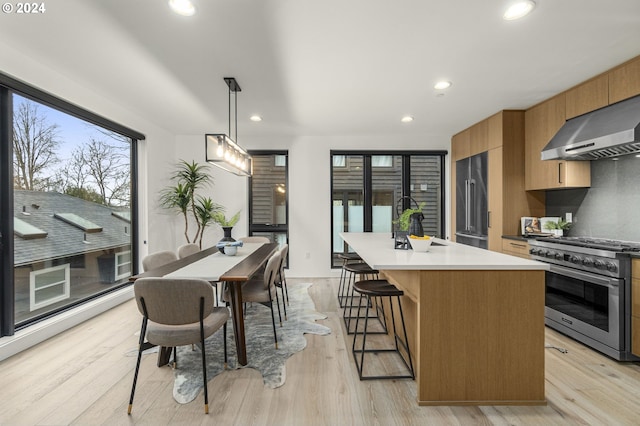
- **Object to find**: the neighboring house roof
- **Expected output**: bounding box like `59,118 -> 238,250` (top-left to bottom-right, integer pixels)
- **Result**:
13,190 -> 131,266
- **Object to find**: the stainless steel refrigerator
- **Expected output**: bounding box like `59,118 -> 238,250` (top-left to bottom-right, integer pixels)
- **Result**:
455,152 -> 488,249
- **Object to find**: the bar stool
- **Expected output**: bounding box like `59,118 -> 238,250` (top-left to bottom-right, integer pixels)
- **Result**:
337,252 -> 363,307
342,263 -> 385,335
351,279 -> 415,381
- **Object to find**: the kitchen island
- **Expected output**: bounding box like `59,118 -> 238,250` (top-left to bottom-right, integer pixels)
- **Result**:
340,232 -> 549,406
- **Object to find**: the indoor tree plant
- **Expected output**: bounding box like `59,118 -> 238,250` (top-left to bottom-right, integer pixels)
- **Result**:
159,160 -> 222,246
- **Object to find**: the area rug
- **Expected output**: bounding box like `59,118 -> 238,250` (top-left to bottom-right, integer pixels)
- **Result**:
171,282 -> 331,403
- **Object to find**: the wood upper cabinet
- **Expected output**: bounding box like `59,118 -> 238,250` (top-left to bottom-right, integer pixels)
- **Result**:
609,56 -> 640,104
524,94 -> 590,190
469,120 -> 488,155
451,128 -> 470,161
632,258 -> 640,357
565,74 -> 609,119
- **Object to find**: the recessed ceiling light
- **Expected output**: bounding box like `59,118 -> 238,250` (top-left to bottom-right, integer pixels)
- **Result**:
503,1 -> 536,21
401,116 -> 414,123
434,81 -> 452,90
250,115 -> 262,122
169,0 -> 195,16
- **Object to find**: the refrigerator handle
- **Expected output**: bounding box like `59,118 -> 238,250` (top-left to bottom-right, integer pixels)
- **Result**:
469,179 -> 476,231
464,179 -> 470,231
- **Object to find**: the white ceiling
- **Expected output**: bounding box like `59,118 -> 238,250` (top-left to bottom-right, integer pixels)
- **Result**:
2,0 -> 640,145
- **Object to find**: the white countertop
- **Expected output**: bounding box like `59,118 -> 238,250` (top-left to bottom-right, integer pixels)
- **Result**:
340,233 -> 549,271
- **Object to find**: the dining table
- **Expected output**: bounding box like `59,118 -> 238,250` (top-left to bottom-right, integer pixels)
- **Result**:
130,242 -> 279,366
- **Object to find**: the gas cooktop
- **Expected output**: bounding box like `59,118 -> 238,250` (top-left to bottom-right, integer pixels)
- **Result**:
534,236 -> 640,252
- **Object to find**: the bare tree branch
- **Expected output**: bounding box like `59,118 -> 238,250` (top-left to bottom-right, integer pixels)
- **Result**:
12,101 -> 60,190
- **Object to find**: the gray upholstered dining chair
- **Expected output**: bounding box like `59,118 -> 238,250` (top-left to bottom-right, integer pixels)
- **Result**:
128,277 -> 229,415
142,250 -> 178,271
176,243 -> 220,305
275,244 -> 289,308
238,236 -> 270,244
177,243 -> 200,259
223,251 -> 282,349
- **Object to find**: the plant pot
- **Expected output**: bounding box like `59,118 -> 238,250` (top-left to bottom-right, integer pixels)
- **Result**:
219,226 -> 236,243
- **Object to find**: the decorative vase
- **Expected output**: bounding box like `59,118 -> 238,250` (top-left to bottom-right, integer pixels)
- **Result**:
408,212 -> 424,237
219,226 -> 236,243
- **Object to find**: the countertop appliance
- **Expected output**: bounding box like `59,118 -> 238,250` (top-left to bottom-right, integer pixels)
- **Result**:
455,151 -> 488,249
529,236 -> 640,361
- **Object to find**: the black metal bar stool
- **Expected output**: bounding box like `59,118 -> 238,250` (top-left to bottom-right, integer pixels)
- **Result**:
342,263 -> 386,335
337,252 -> 362,307
351,279 -> 415,381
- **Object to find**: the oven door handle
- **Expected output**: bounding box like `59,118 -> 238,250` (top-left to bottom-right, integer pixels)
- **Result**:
548,264 -> 619,288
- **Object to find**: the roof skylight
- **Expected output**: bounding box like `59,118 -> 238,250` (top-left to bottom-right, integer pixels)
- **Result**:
14,217 -> 48,239
54,213 -> 102,233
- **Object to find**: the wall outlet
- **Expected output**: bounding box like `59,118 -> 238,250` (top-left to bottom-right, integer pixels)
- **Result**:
565,213 -> 572,222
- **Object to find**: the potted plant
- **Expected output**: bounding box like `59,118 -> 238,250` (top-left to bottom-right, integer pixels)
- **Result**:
392,199 -> 426,249
212,210 -> 241,243
543,219 -> 573,236
393,201 -> 426,235
159,160 -> 222,246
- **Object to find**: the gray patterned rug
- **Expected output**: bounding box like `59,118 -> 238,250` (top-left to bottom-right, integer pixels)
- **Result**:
170,282 -> 330,403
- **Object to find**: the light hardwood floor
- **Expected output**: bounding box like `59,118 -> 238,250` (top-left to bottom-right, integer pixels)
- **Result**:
1,278 -> 639,425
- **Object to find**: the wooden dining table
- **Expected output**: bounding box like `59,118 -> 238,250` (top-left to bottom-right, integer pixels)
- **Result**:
130,242 -> 279,366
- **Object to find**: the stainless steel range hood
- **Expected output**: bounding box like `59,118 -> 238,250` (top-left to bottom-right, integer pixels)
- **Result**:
541,95 -> 640,160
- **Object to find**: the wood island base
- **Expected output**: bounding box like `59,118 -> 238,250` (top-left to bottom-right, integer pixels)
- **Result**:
382,268 -> 546,406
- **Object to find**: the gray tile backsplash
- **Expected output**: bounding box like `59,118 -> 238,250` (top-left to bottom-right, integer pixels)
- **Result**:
545,154 -> 640,242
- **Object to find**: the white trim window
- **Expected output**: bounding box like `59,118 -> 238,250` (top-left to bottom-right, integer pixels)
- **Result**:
30,264 -> 71,311
115,251 -> 132,281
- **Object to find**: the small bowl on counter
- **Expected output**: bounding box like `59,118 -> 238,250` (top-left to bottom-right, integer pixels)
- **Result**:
408,235 -> 433,252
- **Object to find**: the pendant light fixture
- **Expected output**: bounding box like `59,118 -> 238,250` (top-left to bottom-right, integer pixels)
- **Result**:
205,77 -> 252,176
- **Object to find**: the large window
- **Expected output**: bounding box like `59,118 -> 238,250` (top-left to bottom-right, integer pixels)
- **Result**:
1,73 -> 143,336
330,151 -> 446,267
248,151 -> 289,249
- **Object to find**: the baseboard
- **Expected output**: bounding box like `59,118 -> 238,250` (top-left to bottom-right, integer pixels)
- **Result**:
0,286 -> 134,362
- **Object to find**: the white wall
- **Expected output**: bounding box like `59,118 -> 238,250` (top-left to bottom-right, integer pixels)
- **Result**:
194,132 -> 452,277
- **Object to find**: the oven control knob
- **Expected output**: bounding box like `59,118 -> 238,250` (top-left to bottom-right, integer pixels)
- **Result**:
529,248 -> 538,255
538,250 -> 547,257
582,257 -> 594,267
606,262 -> 618,273
570,255 -> 582,264
555,252 -> 563,260
546,251 -> 555,258
594,259 -> 606,269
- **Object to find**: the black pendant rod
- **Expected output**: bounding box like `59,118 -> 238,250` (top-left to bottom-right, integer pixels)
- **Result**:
224,77 -> 241,141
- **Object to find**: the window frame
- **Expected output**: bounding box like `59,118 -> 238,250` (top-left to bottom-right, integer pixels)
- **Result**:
329,150 -> 447,268
0,71 -> 144,337
29,263 -> 71,311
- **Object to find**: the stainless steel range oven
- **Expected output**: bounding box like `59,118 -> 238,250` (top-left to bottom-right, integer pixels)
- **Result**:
529,237 -> 640,361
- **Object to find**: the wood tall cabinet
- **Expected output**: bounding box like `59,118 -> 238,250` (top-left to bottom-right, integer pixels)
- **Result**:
451,111 -> 544,251
524,94 -> 591,190
632,258 -> 640,357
